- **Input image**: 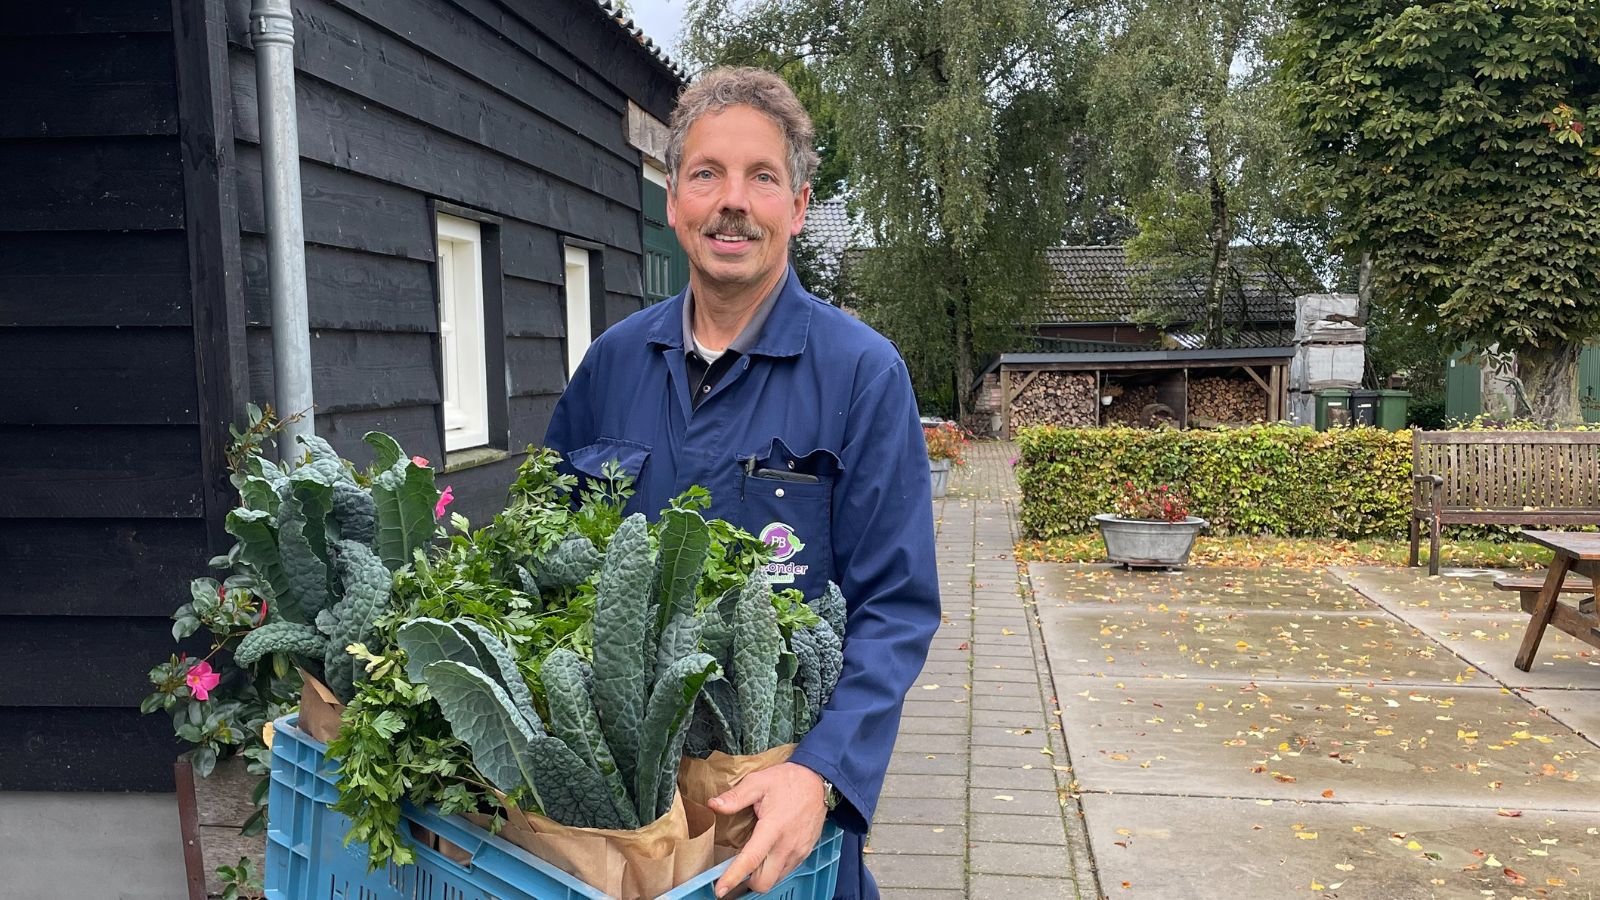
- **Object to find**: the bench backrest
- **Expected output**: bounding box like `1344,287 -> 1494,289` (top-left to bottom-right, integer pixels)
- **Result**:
1412,431 -> 1600,511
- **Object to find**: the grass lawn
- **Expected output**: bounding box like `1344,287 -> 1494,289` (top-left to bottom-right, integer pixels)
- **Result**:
1015,533 -> 1553,570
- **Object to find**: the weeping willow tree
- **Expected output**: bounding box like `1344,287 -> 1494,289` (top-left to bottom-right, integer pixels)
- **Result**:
685,0 -> 1091,418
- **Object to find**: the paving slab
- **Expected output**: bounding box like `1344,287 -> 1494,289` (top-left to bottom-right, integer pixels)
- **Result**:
1334,565 -> 1523,614
968,873 -> 1078,899
1030,563 -> 1374,613
971,812 -> 1073,845
1520,689 -> 1600,746
864,823 -> 966,856
969,841 -> 1076,878
1080,792 -> 1600,900
1039,603 -> 1487,687
1052,674 -> 1600,811
866,852 -> 967,889
1397,608 -> 1600,690
1334,568 -> 1600,698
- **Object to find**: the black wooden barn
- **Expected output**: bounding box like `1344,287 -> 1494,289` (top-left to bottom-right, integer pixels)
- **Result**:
0,0 -> 689,793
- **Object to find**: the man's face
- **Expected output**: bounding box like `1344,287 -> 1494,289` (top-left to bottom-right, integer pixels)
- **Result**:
668,105 -> 810,295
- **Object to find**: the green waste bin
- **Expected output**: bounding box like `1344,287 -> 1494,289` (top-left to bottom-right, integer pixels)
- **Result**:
1314,389 -> 1352,431
1375,389 -> 1411,431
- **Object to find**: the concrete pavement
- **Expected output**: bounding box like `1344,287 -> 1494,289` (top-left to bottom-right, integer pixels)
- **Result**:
885,442 -> 1600,898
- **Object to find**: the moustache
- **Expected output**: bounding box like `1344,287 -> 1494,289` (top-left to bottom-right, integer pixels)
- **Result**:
704,217 -> 763,240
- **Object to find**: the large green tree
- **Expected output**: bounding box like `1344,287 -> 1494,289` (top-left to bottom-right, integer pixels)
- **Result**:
1088,0 -> 1334,344
1281,1 -> 1600,424
685,0 -> 1088,419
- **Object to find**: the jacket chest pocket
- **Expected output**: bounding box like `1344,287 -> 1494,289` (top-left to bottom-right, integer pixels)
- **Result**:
734,440 -> 839,601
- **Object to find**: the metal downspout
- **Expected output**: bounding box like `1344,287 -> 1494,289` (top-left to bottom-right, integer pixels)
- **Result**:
250,0 -> 315,455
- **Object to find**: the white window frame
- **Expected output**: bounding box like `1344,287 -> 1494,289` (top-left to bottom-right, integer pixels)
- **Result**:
437,214 -> 489,451
564,246 -> 593,379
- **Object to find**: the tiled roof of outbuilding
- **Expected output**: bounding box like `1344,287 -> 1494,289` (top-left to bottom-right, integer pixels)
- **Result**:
801,198 -> 861,259
1039,246 -> 1301,326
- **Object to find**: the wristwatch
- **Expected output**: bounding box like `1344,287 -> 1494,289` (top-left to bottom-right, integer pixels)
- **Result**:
819,777 -> 841,811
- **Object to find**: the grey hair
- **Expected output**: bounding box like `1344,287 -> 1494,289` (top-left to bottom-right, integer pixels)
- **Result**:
665,67 -> 820,196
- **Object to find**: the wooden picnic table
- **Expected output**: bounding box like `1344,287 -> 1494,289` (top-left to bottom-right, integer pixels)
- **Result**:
1514,530 -> 1600,671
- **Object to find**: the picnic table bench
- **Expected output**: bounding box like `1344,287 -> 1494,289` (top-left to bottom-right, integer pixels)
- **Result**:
1409,431 -> 1600,575
1507,531 -> 1600,671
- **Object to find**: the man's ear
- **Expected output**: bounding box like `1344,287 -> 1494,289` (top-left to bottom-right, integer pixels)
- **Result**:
790,181 -> 812,237
666,176 -> 678,228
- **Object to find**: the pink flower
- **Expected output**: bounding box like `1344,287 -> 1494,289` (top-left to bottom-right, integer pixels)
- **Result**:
411,455 -> 430,468
434,485 -> 455,519
257,598 -> 269,625
185,661 -> 221,702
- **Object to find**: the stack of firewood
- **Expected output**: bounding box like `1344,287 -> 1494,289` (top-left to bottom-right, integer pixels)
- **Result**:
1188,376 -> 1266,425
1104,384 -> 1159,426
1011,373 -> 1097,428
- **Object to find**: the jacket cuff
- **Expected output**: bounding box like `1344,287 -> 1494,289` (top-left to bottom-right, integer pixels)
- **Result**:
787,748 -> 869,834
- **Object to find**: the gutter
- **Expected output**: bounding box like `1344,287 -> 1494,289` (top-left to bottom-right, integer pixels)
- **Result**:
250,0 -> 316,455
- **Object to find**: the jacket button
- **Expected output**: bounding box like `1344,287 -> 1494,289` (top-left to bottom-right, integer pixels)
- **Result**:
787,460 -> 795,469
775,488 -> 785,498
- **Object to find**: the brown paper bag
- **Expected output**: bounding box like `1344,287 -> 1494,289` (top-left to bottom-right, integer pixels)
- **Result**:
467,790 -> 716,899
295,668 -> 345,744
676,744 -> 796,850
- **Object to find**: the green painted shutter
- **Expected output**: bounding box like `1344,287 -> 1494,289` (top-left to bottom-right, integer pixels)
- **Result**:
1581,344 -> 1600,423
642,178 -> 688,303
1445,349 -> 1482,422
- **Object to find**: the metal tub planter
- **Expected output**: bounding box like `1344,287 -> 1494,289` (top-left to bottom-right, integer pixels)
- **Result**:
929,458 -> 952,498
1093,514 -> 1208,568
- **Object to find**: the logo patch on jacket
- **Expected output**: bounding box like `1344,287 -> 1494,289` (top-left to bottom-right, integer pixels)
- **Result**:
759,522 -> 808,583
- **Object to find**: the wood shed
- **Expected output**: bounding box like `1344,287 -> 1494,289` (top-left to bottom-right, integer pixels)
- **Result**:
982,347 -> 1294,437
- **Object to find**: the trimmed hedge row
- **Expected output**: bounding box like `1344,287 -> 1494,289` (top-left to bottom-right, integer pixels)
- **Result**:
1016,425 -> 1412,540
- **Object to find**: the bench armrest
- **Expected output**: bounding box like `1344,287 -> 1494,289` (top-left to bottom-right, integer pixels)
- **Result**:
1412,473 -> 1444,515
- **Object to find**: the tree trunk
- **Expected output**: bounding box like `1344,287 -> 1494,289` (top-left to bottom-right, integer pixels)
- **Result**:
1205,168 -> 1231,345
954,288 -> 974,423
1357,253 -> 1373,321
1519,342 -> 1583,426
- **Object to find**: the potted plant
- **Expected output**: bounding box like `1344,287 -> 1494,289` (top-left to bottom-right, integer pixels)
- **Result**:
1093,481 -> 1208,568
923,421 -> 969,498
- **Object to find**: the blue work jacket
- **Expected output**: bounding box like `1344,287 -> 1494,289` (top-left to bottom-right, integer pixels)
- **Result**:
544,268 -> 940,900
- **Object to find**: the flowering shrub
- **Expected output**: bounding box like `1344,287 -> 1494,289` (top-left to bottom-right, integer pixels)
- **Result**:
1113,481 -> 1192,523
924,421 -> 970,465
142,404 -> 445,838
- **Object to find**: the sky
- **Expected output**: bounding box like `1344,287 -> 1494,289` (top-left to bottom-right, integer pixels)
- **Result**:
622,0 -> 688,59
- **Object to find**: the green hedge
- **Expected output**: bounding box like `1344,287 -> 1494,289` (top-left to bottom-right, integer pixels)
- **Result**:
1016,425 -> 1412,540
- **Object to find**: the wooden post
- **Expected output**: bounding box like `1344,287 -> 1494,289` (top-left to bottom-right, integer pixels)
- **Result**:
1000,366 -> 1012,439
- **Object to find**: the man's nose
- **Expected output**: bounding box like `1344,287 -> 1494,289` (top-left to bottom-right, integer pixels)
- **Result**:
718,176 -> 750,214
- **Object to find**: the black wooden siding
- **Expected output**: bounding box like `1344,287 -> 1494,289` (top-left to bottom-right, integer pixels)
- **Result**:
224,0 -> 661,521
0,0 -> 210,790
0,0 -> 679,791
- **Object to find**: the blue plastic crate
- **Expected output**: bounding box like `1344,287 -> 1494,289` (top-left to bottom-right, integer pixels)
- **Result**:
267,715 -> 843,900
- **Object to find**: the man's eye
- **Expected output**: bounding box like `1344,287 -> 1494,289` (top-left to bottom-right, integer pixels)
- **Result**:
693,170 -> 713,180
756,173 -> 775,183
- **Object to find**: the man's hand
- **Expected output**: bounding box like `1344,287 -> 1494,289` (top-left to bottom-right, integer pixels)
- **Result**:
711,762 -> 828,897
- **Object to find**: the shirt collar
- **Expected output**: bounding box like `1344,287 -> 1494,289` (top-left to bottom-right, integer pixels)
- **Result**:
650,266 -> 810,358
681,269 -> 786,357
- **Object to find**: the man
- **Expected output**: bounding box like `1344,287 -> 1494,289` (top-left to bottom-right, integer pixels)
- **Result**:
544,67 -> 939,900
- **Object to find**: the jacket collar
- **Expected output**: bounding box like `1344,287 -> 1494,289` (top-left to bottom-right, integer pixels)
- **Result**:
647,267 -> 811,358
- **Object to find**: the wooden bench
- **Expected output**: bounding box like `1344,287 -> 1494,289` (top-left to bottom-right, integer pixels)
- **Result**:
1409,431 -> 1600,575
